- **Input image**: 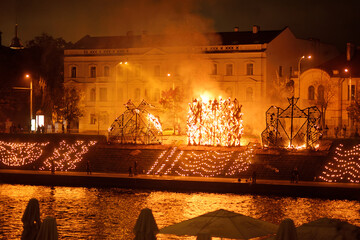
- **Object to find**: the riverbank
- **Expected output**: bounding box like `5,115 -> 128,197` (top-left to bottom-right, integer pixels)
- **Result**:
1,169 -> 359,200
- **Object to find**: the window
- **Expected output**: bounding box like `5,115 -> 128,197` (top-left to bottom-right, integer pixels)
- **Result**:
71,66 -> 77,78
144,89 -> 149,99
154,65 -> 160,76
226,87 -> 233,98
135,64 -> 141,78
90,66 -> 96,78
289,67 -> 293,77
278,66 -> 283,77
246,87 -> 253,101
226,64 -> 233,76
90,114 -> 96,125
318,85 -> 325,102
153,88 -> 160,102
135,88 -> 141,101
117,88 -> 123,101
90,88 -> 96,102
100,88 -> 107,101
308,86 -> 315,100
246,63 -> 253,75
104,66 -> 110,77
348,85 -> 355,100
212,63 -> 218,75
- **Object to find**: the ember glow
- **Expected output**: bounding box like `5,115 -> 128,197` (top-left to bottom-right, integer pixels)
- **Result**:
187,97 -> 243,146
0,141 -> 49,166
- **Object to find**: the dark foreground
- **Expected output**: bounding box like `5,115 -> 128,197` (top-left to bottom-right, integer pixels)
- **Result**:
1,169 -> 359,200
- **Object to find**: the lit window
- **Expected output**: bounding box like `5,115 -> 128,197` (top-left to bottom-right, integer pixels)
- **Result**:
226,64 -> 233,76
246,63 -> 253,75
104,66 -> 110,77
100,88 -> 107,101
348,85 -> 355,100
71,67 -> 77,78
90,88 -> 96,102
90,66 -> 96,78
308,86 -> 315,100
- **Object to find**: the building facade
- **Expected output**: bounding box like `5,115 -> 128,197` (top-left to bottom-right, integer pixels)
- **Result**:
64,26 -> 338,136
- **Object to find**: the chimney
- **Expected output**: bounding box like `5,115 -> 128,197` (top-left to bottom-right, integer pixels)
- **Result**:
252,25 -> 260,34
234,27 -> 239,32
346,42 -> 354,61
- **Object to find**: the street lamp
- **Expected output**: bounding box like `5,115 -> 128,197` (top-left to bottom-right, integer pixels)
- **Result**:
13,74 -> 33,131
298,55 -> 312,99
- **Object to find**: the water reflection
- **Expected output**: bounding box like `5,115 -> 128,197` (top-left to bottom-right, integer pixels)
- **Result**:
0,184 -> 359,239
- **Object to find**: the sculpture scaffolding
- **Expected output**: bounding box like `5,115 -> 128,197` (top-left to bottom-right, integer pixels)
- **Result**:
261,97 -> 321,149
108,100 -> 162,144
187,97 -> 243,146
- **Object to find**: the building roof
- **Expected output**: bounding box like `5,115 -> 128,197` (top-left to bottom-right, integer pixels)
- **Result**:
318,46 -> 360,78
73,29 -> 284,49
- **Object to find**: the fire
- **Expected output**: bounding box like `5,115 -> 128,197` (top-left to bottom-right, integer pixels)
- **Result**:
187,97 -> 243,146
147,113 -> 162,133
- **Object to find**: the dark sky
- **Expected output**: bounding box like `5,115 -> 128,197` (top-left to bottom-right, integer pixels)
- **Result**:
1,0 -> 360,51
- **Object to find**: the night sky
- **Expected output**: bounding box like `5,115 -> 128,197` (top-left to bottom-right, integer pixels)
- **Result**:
1,0 -> 360,51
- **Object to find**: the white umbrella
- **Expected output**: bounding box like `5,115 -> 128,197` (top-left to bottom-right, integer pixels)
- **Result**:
36,216 -> 58,240
274,218 -> 298,240
21,198 -> 41,240
133,208 -> 159,240
160,209 -> 278,239
297,218 -> 360,240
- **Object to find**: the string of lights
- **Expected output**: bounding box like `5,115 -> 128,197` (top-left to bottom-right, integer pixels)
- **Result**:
147,147 -> 254,177
40,140 -> 97,172
0,141 -> 49,166
318,144 -> 360,183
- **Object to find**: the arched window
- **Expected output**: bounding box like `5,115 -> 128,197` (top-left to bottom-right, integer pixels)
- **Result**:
246,87 -> 253,101
308,86 -> 315,100
246,63 -> 253,75
90,88 -> 96,102
226,64 -> 233,76
318,85 -> 325,102
104,66 -> 110,77
71,66 -> 77,78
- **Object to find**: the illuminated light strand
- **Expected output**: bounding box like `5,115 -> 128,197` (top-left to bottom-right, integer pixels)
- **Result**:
318,144 -> 360,183
225,147 -> 253,176
0,141 -> 49,166
146,149 -> 168,174
154,147 -> 178,175
187,97 -> 244,147
40,140 -> 97,172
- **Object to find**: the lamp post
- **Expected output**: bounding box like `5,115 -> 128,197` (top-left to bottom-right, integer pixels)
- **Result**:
13,74 -> 33,131
298,55 -> 312,99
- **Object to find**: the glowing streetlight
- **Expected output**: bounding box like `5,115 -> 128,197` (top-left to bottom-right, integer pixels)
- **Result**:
298,55 -> 312,99
13,74 -> 33,131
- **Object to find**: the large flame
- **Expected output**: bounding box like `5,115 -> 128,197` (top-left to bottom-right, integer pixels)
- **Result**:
187,97 -> 243,146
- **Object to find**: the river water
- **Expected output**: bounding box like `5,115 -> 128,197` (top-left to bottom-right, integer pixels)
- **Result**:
0,184 -> 359,239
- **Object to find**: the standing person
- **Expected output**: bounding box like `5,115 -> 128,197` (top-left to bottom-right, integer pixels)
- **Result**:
128,166 -> 133,177
293,168 -> 299,183
86,160 -> 92,175
251,171 -> 257,184
134,160 -> 138,176
334,126 -> 339,138
343,125 -> 347,138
